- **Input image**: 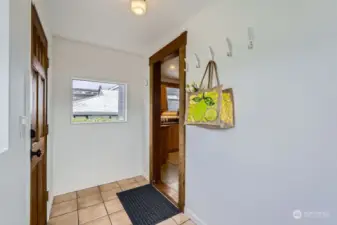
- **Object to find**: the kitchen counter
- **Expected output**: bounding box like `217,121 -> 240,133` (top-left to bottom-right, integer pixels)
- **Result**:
161,122 -> 179,127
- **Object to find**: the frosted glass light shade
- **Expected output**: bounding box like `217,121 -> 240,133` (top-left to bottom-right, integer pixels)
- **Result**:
131,0 -> 147,16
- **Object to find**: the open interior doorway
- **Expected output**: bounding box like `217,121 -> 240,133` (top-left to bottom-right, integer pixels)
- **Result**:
149,32 -> 187,211
157,53 -> 180,203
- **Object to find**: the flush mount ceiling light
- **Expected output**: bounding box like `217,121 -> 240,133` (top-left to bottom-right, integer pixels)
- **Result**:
131,0 -> 147,16
169,65 -> 176,70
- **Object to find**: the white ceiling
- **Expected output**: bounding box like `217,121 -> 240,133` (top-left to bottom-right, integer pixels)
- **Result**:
47,0 -> 216,56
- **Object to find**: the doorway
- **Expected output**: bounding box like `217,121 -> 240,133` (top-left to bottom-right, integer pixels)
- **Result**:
149,32 -> 187,211
30,5 -> 49,225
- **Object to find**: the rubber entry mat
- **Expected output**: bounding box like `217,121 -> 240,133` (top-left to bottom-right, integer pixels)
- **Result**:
117,184 -> 180,225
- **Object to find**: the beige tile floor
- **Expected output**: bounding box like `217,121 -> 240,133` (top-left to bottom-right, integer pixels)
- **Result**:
48,176 -> 195,225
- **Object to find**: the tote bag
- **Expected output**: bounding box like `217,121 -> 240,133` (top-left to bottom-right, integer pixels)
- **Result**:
185,60 -> 235,129
185,61 -> 223,126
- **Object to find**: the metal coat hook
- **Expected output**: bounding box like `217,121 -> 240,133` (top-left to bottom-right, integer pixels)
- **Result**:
209,46 -> 215,61
248,27 -> 254,50
226,37 -> 233,57
194,53 -> 201,68
184,58 -> 189,72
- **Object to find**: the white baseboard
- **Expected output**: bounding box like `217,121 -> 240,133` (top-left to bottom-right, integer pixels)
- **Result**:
185,207 -> 208,225
46,191 -> 54,221
143,172 -> 149,181
47,201 -> 52,221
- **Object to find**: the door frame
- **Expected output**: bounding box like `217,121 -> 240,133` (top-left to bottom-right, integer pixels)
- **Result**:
149,31 -> 187,211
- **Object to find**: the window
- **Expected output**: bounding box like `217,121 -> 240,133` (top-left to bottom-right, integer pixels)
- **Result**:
72,79 -> 127,123
166,87 -> 180,112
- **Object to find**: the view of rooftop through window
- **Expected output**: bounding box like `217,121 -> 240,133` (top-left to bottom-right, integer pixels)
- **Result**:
72,79 -> 127,123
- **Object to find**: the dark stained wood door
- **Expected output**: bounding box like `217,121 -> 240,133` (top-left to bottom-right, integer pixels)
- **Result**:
31,4 -> 48,225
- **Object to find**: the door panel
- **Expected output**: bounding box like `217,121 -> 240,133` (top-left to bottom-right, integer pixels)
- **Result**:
38,77 -> 45,138
31,74 -> 37,141
31,70 -> 47,225
31,4 -> 48,225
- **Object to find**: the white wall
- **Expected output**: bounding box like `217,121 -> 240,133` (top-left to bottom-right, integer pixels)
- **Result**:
52,37 -> 147,195
147,0 -> 337,224
0,0 -> 31,224
0,0 -> 9,155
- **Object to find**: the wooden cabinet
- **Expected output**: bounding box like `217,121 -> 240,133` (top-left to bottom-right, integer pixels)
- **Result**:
159,124 -> 179,167
160,126 -> 169,165
167,124 -> 179,152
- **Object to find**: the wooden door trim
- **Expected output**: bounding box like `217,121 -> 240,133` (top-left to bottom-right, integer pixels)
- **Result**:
161,82 -> 180,89
149,32 -> 187,64
149,31 -> 187,211
32,57 -> 46,79
31,4 -> 47,47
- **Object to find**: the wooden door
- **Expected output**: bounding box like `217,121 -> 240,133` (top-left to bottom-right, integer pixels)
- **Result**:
31,4 -> 48,225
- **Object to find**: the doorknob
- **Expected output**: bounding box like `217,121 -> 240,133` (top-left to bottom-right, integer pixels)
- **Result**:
31,149 -> 42,159
31,129 -> 36,138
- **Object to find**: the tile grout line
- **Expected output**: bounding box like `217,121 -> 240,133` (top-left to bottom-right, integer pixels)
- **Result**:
181,220 -> 194,225
50,200 -> 78,220
77,191 -> 104,209
76,191 -> 79,225
116,181 -> 122,190
49,209 -> 78,221
171,214 -> 179,225
78,188 -> 112,225
77,186 -> 113,225
99,185 -> 114,225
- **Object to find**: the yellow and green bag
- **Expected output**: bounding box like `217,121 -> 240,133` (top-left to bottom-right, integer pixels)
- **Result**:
185,60 -> 235,129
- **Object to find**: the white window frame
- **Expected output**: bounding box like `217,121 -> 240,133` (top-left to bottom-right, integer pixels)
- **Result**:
166,87 -> 180,112
71,77 -> 128,124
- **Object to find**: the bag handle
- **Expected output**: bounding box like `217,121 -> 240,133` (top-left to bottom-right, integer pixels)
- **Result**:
199,60 -> 221,89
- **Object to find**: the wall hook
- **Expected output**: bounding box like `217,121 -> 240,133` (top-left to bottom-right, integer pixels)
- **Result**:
184,58 -> 189,72
209,46 -> 215,61
248,27 -> 254,50
226,37 -> 233,57
194,53 -> 201,68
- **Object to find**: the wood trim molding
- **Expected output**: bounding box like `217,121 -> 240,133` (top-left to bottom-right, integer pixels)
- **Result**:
32,57 -> 46,79
149,31 -> 187,64
149,62 -> 162,183
31,4 -> 47,46
161,82 -> 180,89
161,76 -> 180,86
149,31 -> 187,211
178,45 -> 186,211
